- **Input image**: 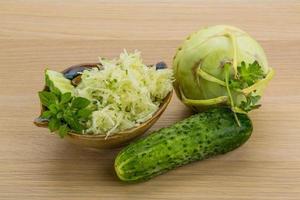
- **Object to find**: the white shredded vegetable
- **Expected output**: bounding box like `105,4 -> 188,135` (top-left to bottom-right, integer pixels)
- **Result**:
75,50 -> 173,137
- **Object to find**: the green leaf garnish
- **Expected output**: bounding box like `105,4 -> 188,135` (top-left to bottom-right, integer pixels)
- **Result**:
48,118 -> 60,132
56,111 -> 63,119
60,92 -> 72,104
227,61 -> 265,113
240,61 -> 264,86
240,93 -> 261,112
77,108 -> 93,118
38,91 -> 58,107
41,110 -> 52,119
58,124 -> 69,138
48,104 -> 58,114
38,90 -> 93,138
229,61 -> 265,90
63,114 -> 84,132
71,97 -> 90,109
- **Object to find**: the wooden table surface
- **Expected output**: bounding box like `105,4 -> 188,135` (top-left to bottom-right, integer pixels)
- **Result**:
1,1 -> 300,199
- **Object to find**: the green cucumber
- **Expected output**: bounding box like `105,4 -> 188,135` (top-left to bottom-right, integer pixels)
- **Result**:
114,108 -> 252,182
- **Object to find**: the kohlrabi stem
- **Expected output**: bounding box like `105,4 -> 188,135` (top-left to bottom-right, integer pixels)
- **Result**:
224,31 -> 238,79
242,68 -> 275,95
224,63 -> 241,127
197,66 -> 274,97
197,68 -> 226,86
179,87 -> 228,106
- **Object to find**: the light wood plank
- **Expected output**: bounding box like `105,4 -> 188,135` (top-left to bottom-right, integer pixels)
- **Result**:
0,1 -> 299,199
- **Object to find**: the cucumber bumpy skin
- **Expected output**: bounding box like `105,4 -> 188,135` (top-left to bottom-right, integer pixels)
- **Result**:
114,108 -> 252,182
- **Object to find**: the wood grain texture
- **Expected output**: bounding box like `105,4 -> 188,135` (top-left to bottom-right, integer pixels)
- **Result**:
0,0 -> 300,199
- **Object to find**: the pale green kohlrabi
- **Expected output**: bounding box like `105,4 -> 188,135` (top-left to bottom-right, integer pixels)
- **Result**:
173,25 -> 274,124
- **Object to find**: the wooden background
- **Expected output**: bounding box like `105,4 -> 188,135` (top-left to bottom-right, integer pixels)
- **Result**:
0,0 -> 299,199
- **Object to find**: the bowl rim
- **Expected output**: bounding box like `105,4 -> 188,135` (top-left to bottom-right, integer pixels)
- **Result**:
35,62 -> 173,139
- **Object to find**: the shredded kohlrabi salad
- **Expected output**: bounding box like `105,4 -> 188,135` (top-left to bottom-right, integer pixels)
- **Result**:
75,50 -> 173,137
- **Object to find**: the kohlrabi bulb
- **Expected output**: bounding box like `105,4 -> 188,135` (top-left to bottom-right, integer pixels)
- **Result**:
173,25 -> 274,114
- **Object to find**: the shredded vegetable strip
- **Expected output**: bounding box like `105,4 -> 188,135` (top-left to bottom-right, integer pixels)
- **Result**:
75,50 -> 173,137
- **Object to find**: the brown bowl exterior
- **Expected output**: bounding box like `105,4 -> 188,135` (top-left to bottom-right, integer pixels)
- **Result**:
34,63 -> 173,149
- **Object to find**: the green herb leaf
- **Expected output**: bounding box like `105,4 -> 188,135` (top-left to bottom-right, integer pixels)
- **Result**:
71,97 -> 90,109
77,108 -> 92,118
48,104 -> 59,115
38,91 -> 58,107
58,124 -> 69,138
41,110 -> 52,119
63,113 -> 73,125
239,61 -> 264,86
240,93 -> 261,112
60,92 -> 72,104
229,61 -> 264,90
63,107 -> 73,118
48,118 -> 60,132
56,111 -> 63,119
64,116 -> 84,132
229,79 -> 245,90
38,88 -> 91,137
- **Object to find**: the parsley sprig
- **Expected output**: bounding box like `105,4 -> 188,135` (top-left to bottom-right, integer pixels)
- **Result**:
229,61 -> 265,90
228,61 -> 265,113
38,91 -> 92,138
240,93 -> 261,112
